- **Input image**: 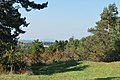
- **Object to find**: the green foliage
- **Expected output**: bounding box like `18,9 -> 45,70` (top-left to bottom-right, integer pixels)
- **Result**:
29,39 -> 45,64
78,36 -> 94,60
43,40 -> 68,63
17,42 -> 31,54
31,39 -> 44,54
84,3 -> 120,61
45,40 -> 68,53
1,48 -> 29,73
65,37 -> 79,60
0,0 -> 48,72
0,0 -> 47,52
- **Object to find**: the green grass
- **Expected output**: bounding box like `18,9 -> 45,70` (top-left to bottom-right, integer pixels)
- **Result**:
0,61 -> 120,80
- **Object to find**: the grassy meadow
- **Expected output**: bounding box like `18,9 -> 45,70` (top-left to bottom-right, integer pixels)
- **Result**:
0,61 -> 120,80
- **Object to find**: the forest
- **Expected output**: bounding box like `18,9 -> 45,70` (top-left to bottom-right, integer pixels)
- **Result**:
0,0 -> 120,80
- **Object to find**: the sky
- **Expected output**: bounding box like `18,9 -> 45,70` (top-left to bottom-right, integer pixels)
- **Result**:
19,0 -> 120,41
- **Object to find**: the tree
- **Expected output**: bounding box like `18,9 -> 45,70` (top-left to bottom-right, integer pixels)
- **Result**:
31,39 -> 44,54
45,40 -> 68,53
78,36 -> 95,60
88,3 -> 120,61
65,37 -> 79,60
30,39 -> 44,64
0,0 -> 48,52
0,0 -> 48,72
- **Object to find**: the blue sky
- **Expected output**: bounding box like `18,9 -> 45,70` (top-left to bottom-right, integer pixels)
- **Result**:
19,0 -> 120,41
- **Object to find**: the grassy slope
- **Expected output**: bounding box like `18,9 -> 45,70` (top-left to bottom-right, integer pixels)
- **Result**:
0,61 -> 120,80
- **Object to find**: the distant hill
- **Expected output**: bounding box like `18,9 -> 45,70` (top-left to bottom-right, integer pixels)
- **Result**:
19,40 -> 54,45
43,42 -> 53,45
19,40 -> 33,43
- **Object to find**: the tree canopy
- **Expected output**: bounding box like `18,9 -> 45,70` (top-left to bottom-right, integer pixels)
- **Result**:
0,0 -> 48,52
0,0 -> 48,72
86,3 -> 120,61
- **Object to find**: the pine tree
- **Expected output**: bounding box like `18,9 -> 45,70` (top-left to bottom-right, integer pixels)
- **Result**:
0,0 -> 48,52
88,3 -> 119,61
0,0 -> 48,72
